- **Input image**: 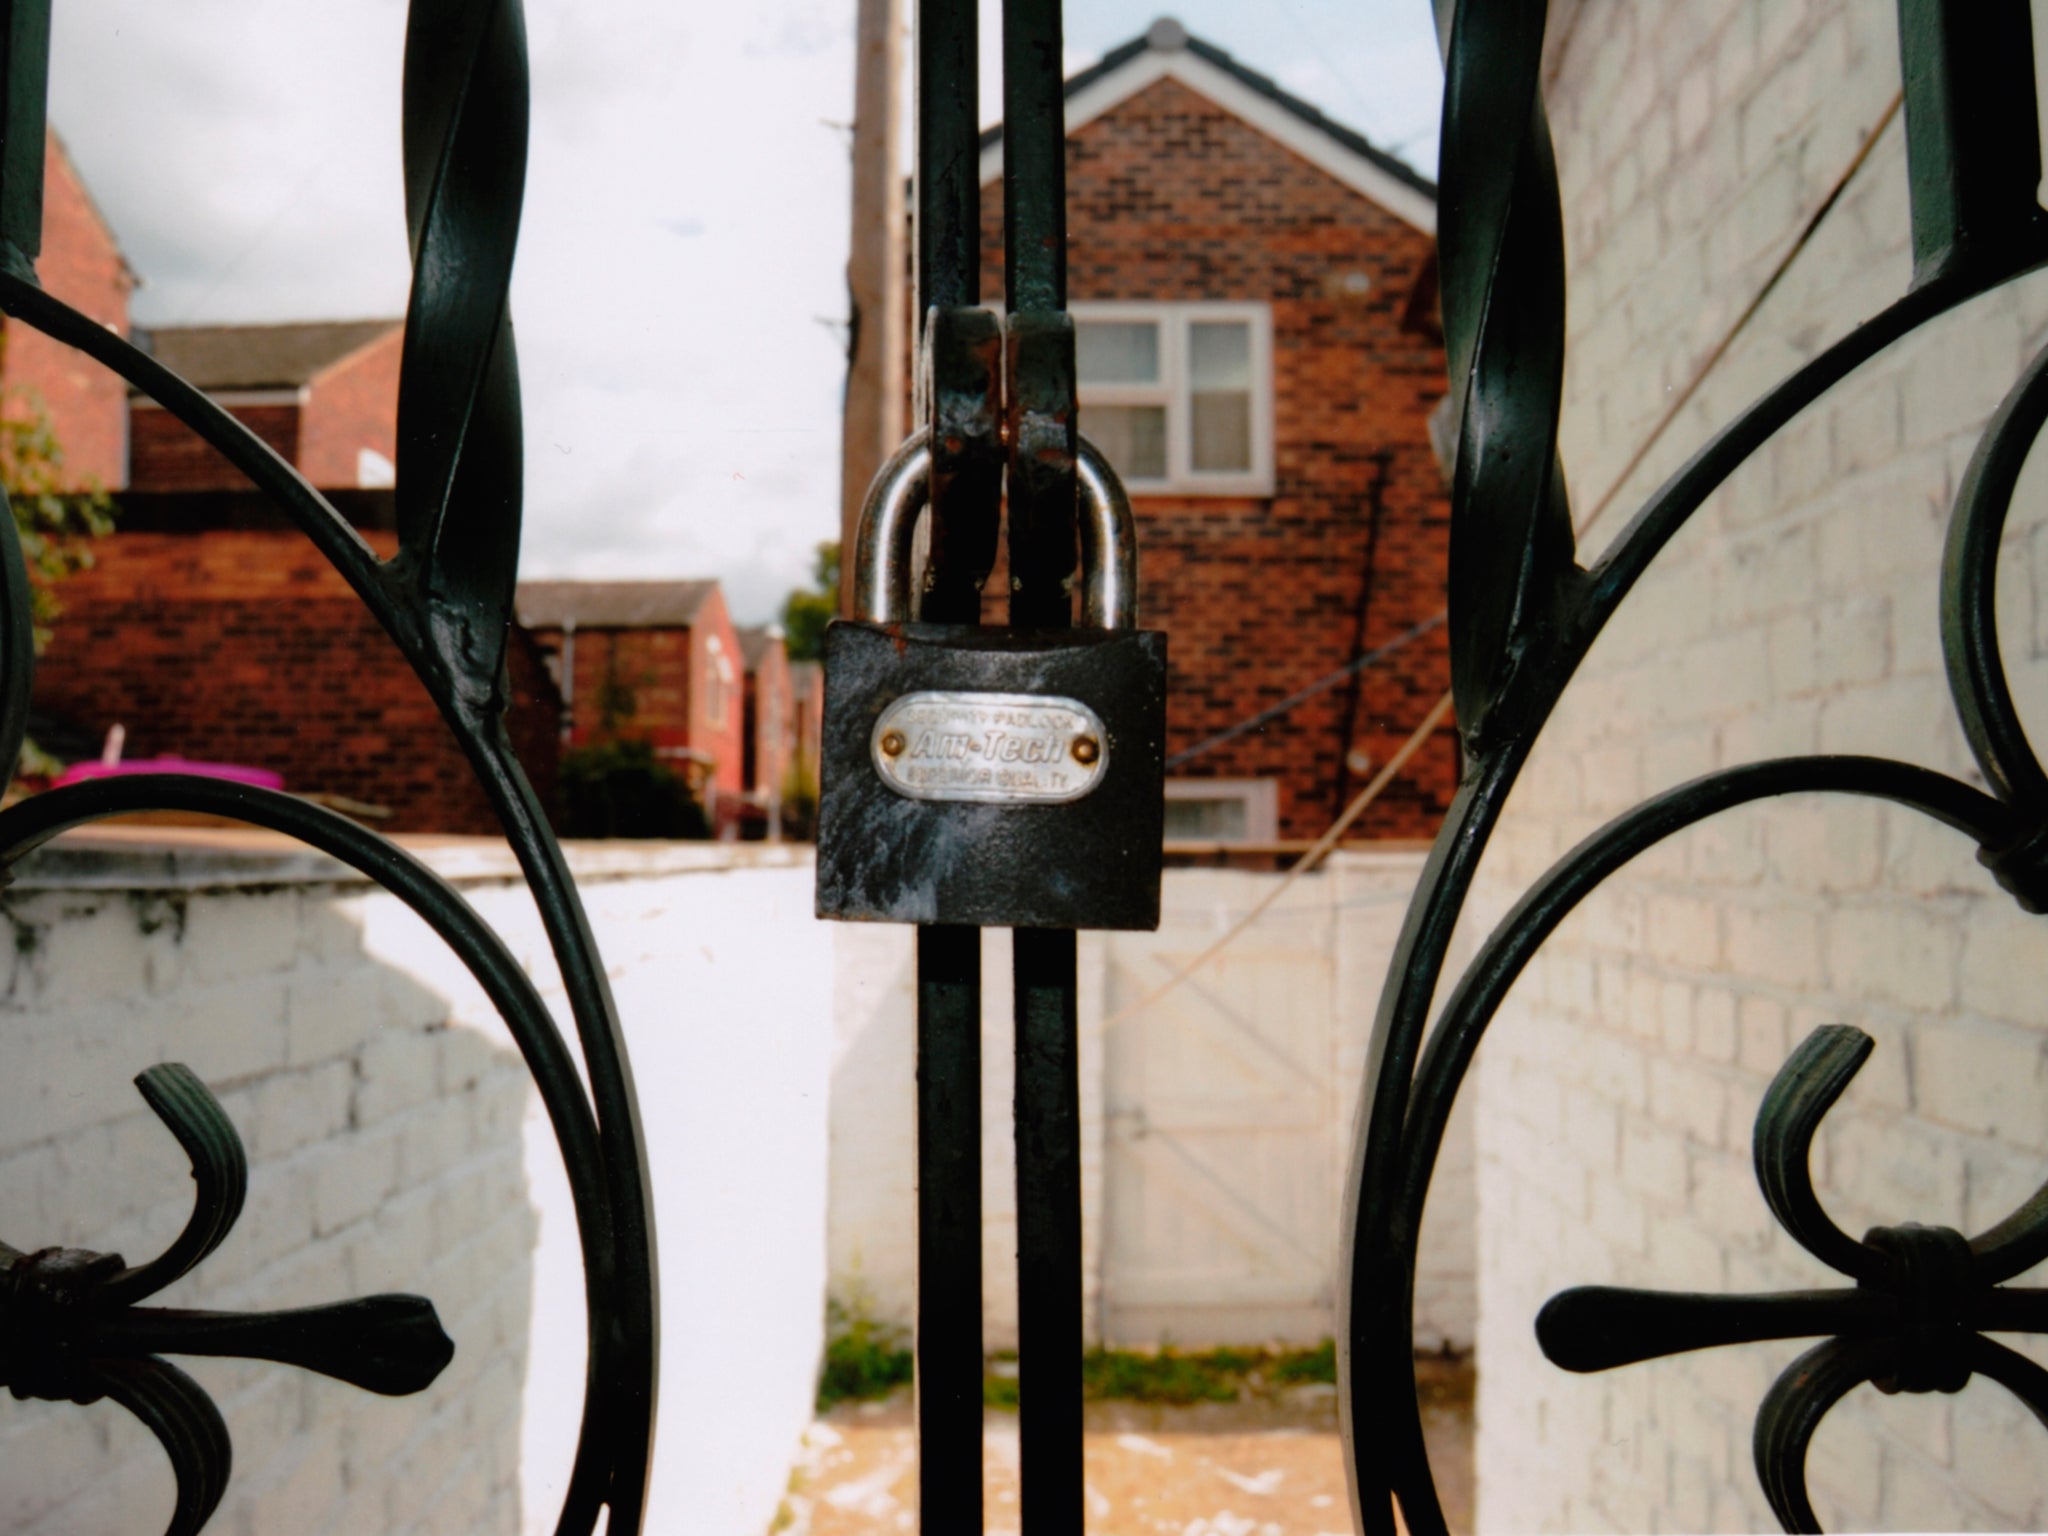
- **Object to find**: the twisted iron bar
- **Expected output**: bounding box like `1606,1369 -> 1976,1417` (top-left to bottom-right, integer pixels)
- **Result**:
1346,2 -> 2048,1531
0,1 -> 656,1530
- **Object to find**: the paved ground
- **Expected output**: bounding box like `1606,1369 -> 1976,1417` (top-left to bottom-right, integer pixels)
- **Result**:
777,1359 -> 1472,1535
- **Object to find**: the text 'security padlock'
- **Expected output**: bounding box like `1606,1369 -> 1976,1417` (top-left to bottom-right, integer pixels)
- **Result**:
815,432 -> 1166,930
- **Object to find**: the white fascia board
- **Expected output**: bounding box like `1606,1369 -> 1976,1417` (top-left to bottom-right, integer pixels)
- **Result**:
978,49 -> 1437,236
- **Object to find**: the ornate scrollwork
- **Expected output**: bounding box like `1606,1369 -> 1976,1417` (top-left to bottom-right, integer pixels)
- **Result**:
1537,1025 -> 2048,1533
0,1065 -> 453,1536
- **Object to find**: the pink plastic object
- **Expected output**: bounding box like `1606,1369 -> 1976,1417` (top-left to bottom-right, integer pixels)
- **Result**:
52,758 -> 286,791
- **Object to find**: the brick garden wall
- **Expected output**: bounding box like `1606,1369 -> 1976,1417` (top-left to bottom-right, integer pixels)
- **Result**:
1471,4 -> 2048,1529
129,401 -> 301,494
974,77 -> 1456,841
31,531 -> 561,834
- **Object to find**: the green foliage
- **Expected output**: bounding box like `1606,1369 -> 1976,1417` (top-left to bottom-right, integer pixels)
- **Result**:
816,1301 -> 913,1411
813,1303 -> 1339,1417
1269,1339 -> 1336,1386
780,540 -> 839,662
2,387 -> 116,653
558,738 -> 711,840
1081,1346 -> 1247,1404
983,1357 -> 1020,1410
980,1341 -> 1339,1410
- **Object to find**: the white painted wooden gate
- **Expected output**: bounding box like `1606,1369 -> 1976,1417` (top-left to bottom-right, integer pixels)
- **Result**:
1098,870 -> 1343,1347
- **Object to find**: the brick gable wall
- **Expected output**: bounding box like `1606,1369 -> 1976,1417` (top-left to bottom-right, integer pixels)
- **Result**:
31,531 -> 560,834
4,135 -> 132,489
971,76 -> 1455,841
528,601 -> 748,807
300,327 -> 402,488
538,625 -> 695,752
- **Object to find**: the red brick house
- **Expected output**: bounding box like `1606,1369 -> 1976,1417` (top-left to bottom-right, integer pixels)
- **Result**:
0,146 -> 565,833
964,20 -> 1453,843
736,623 -> 794,835
788,658 -> 822,828
129,320 -> 403,492
516,580 -> 748,820
6,133 -> 134,488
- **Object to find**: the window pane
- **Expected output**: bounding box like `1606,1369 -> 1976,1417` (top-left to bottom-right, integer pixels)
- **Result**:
1077,321 -> 1160,384
1189,321 -> 1251,389
1164,796 -> 1250,841
1088,404 -> 1167,480
1191,391 -> 1252,472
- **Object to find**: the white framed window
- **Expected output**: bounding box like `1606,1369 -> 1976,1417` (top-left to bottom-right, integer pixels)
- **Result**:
1162,778 -> 1279,844
1074,302 -> 1274,496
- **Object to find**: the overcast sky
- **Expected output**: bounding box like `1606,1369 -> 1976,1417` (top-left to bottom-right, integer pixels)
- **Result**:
45,1 -> 1441,624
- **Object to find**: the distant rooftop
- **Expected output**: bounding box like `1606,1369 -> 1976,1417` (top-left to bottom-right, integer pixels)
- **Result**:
140,319 -> 401,392
515,579 -> 721,630
734,624 -> 786,670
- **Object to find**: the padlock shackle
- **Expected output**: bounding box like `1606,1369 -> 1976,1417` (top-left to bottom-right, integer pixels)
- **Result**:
1075,438 -> 1137,632
852,429 -> 1137,629
852,428 -> 933,625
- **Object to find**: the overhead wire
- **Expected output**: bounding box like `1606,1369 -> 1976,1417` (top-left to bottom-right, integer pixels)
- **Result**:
1572,90 -> 1903,538
1166,608 -> 1445,769
1101,687 -> 1455,1036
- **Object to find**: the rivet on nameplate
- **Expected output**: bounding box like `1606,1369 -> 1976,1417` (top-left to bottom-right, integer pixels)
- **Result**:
871,691 -> 1110,805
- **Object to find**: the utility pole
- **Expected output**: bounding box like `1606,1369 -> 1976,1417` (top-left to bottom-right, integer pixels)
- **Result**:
839,0 -> 906,614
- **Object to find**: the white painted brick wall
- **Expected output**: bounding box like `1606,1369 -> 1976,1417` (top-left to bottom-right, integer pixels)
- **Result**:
0,836 -> 833,1536
1473,2 -> 2048,1529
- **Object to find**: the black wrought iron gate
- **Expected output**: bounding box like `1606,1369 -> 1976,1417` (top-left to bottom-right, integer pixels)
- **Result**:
3,0 -> 2047,1532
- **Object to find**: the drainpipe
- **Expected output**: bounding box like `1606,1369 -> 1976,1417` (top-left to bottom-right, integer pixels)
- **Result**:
559,619 -> 577,747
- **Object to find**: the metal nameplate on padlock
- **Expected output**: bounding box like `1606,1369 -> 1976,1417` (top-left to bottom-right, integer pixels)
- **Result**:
872,692 -> 1108,804
815,433 -> 1166,930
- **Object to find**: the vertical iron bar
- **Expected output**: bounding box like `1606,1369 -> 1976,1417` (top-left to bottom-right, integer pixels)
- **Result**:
1000,0 -> 1066,316
1002,3 -> 1084,1528
0,0 -> 50,276
915,7 -> 986,1531
1001,0 -> 1078,632
915,922 -> 984,1530
1012,924 -> 1084,1533
917,0 -> 981,316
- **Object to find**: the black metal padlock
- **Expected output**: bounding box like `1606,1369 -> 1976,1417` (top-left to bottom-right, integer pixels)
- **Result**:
815,434 -> 1166,929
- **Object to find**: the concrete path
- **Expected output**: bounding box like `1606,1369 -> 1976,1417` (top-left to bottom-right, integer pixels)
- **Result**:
776,1360 -> 1473,1535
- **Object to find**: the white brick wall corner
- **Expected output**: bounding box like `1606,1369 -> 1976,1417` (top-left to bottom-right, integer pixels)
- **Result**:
1474,3 -> 2048,1529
